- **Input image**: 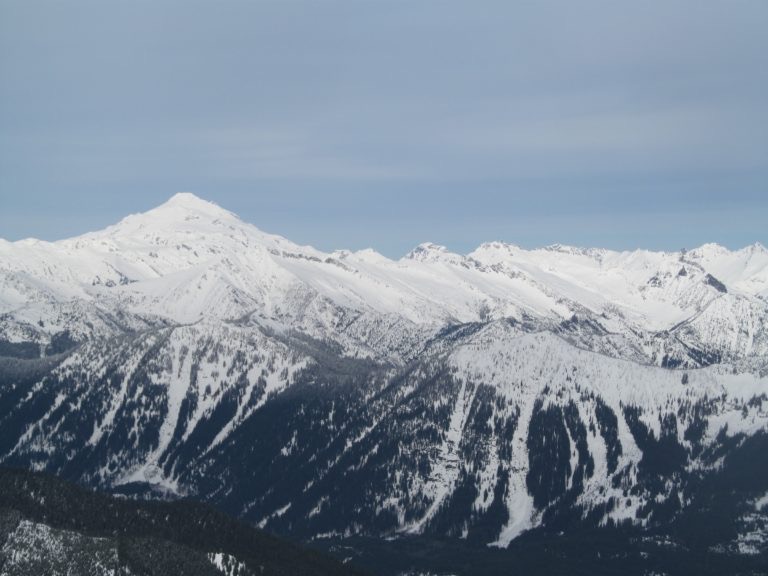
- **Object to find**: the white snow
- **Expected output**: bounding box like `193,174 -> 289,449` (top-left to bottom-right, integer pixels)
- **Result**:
2,193 -> 767,364
208,552 -> 250,576
755,491 -> 768,512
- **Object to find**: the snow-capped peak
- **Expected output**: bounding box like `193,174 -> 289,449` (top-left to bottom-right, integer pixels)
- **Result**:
54,193 -> 248,251
114,192 -> 239,230
2,193 -> 767,360
405,242 -> 461,263
470,242 -> 520,260
686,243 -> 730,260
154,192 -> 238,219
741,241 -> 767,255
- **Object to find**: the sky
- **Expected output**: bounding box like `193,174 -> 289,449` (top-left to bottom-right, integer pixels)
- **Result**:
1,0 -> 766,257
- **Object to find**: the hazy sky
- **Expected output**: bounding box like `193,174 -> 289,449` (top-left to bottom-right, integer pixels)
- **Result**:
1,0 -> 766,257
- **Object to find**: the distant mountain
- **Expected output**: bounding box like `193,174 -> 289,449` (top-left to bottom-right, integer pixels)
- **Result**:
2,193 -> 767,364
0,194 -> 767,573
0,466 -> 364,575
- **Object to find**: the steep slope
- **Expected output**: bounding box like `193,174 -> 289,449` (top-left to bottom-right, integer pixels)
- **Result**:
1,321 -> 766,548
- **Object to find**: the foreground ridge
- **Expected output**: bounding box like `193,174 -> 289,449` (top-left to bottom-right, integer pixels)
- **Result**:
0,467 -> 364,575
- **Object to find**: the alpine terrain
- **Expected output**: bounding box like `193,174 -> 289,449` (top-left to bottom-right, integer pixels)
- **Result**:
1,193 -> 767,574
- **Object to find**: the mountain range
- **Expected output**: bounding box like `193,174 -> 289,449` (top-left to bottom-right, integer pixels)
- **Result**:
1,193 -> 767,574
